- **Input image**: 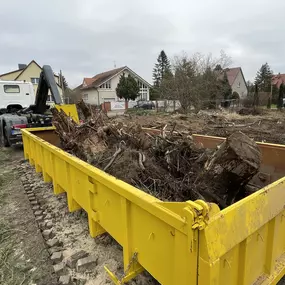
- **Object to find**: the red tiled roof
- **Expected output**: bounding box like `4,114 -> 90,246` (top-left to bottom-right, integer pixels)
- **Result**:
82,66 -> 126,89
83,77 -> 96,86
272,74 -> 285,88
225,67 -> 241,86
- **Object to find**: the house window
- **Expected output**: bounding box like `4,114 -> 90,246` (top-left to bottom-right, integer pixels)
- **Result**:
4,85 -> 20,93
83,94 -> 88,102
31,77 -> 40,84
99,80 -> 111,89
137,80 -> 148,100
237,82 -> 241,88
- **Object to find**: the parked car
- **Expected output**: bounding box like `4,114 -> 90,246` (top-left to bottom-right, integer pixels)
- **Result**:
133,101 -> 155,110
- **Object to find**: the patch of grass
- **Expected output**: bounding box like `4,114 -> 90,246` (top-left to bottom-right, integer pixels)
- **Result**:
126,109 -> 155,116
0,151 -> 10,166
0,171 -> 15,206
125,109 -> 168,116
0,222 -> 29,285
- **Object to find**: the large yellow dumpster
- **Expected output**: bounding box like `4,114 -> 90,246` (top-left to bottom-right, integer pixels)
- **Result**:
22,128 -> 285,285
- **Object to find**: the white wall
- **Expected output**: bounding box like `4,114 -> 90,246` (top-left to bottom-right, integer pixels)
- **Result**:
82,89 -> 99,105
232,70 -> 248,99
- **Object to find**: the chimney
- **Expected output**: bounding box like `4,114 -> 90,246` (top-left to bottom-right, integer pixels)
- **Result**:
18,64 -> 27,70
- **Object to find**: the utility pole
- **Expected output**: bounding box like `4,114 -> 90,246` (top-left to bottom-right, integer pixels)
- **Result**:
59,70 -> 65,102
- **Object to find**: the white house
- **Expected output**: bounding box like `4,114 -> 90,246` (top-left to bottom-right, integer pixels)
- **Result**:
79,66 -> 151,105
224,67 -> 248,98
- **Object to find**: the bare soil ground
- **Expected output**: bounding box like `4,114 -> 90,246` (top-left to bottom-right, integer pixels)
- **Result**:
116,109 -> 285,144
0,147 -> 58,285
0,147 -> 157,285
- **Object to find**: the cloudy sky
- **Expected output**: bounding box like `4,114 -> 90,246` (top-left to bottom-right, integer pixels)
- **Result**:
0,0 -> 284,87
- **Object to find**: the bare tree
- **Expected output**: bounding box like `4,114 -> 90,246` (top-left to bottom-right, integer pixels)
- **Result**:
160,51 -> 232,112
64,88 -> 82,104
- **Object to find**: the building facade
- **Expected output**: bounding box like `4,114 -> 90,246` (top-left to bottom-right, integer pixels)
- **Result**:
0,60 -> 62,101
225,67 -> 248,98
80,66 -> 151,105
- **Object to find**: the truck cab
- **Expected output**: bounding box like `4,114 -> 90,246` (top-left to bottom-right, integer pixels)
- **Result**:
0,81 -> 35,114
0,65 -> 63,147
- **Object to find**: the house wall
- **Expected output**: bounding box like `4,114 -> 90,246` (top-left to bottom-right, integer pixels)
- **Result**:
0,70 -> 22,81
82,89 -> 99,105
1,62 -> 63,103
82,70 -> 150,105
15,62 -> 62,100
231,70 -> 248,98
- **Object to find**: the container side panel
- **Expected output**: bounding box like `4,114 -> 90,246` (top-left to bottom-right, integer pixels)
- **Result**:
21,128 -> 199,285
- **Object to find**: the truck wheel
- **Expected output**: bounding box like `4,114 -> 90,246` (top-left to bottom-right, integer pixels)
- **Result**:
4,128 -> 11,147
0,133 -> 3,147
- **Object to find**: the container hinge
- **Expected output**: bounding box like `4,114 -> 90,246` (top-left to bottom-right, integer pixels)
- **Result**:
183,200 -> 209,252
185,200 -> 209,230
104,252 -> 144,285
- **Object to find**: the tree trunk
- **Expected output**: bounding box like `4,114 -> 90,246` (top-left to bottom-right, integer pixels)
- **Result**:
77,99 -> 92,119
198,132 -> 261,208
267,95 -> 272,109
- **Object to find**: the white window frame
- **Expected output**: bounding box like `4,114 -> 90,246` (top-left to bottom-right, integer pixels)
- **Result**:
31,77 -> 40,84
99,80 -> 111,89
137,80 -> 148,100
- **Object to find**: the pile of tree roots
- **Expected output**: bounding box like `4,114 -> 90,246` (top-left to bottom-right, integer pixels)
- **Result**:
52,101 -> 262,209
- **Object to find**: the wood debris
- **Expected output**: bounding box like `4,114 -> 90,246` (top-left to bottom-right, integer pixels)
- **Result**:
52,100 -> 262,208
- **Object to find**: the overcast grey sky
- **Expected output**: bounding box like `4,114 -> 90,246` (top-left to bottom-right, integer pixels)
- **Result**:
0,0 -> 284,87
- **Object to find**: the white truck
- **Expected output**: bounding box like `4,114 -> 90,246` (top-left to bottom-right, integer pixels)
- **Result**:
0,65 -> 62,146
0,81 -> 35,113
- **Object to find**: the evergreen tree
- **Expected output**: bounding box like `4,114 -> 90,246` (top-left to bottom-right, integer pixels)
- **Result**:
149,87 -> 159,100
61,75 -> 68,90
247,80 -> 255,93
59,72 -> 68,91
116,74 -> 140,101
254,63 -> 273,92
278,83 -> 284,109
221,72 -> 232,107
253,84 -> 259,107
152,50 -> 171,87
214,64 -> 222,71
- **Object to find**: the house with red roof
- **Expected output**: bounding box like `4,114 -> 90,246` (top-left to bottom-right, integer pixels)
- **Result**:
224,67 -> 248,98
272,73 -> 285,88
79,66 -> 151,105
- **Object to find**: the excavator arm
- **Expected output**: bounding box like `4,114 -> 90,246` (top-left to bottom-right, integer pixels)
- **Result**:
30,65 -> 62,114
